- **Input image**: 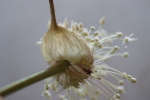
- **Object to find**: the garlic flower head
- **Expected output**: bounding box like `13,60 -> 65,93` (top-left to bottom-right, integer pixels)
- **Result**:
40,0 -> 93,89
40,21 -> 94,89
37,0 -> 137,100
38,17 -> 137,100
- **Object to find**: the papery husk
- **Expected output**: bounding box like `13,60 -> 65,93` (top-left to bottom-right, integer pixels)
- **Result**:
41,26 -> 94,66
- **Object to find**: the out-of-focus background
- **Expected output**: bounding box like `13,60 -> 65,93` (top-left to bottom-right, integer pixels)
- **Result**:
0,0 -> 150,100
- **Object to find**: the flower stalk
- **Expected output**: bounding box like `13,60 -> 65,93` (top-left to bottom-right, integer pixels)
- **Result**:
49,0 -> 58,29
0,60 -> 70,97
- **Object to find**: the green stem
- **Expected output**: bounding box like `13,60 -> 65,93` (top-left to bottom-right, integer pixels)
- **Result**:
0,60 -> 69,97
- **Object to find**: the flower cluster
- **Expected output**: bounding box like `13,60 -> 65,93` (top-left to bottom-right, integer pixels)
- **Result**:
37,17 -> 137,100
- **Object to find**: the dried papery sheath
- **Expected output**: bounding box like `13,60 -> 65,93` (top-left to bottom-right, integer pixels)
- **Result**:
37,0 -> 137,100
41,26 -> 93,65
41,0 -> 93,66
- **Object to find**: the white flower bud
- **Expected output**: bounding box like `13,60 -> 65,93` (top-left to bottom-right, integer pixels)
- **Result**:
90,38 -> 95,42
81,31 -> 89,36
94,31 -> 99,36
59,95 -> 65,100
123,52 -> 129,57
74,22 -> 80,32
117,86 -> 124,93
63,18 -> 69,28
95,89 -> 99,94
114,94 -> 120,99
42,90 -> 51,99
131,77 -> 138,83
79,22 -> 83,28
116,32 -> 123,37
99,17 -> 105,25
127,75 -> 132,79
114,45 -> 120,50
90,26 -> 95,31
119,80 -> 124,85
124,35 -> 137,43
94,37 -> 99,42
122,72 -> 127,78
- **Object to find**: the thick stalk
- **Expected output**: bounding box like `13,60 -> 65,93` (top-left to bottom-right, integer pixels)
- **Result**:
0,60 -> 69,97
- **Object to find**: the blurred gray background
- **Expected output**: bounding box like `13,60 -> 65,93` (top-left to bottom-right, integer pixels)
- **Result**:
0,0 -> 150,100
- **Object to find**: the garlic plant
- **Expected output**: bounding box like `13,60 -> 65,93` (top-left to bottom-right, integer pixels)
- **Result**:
37,0 -> 137,100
